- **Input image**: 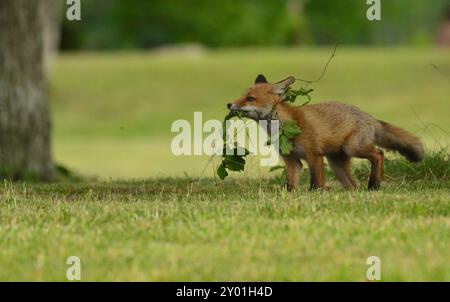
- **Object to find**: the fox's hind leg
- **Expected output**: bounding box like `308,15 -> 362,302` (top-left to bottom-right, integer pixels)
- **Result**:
326,154 -> 356,190
368,148 -> 384,190
352,145 -> 384,190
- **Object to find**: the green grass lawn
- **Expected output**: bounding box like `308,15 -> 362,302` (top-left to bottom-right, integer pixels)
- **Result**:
0,174 -> 448,281
0,48 -> 448,281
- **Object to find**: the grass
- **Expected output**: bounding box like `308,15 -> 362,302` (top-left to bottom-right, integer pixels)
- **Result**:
0,166 -> 448,281
0,47 -> 448,281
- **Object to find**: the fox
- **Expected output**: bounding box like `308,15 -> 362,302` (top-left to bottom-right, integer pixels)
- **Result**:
227,74 -> 424,191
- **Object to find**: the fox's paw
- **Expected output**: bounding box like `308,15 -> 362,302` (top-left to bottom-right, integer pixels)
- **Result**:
285,184 -> 297,192
309,184 -> 329,191
368,179 -> 381,191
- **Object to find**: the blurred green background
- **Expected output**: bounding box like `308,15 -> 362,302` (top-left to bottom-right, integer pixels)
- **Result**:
51,0 -> 450,179
61,0 -> 449,48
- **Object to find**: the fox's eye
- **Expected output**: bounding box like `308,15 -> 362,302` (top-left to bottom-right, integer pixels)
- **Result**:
246,96 -> 256,102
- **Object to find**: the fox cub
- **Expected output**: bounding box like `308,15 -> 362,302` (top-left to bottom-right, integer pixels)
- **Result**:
227,74 -> 424,191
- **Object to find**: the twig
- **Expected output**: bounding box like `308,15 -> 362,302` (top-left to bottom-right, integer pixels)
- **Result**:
295,43 -> 339,85
431,64 -> 450,77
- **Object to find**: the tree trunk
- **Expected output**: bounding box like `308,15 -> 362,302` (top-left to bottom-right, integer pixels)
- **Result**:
0,0 -> 54,181
42,0 -> 64,67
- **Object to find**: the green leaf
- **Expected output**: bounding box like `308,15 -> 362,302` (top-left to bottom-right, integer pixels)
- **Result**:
217,162 -> 228,180
233,146 -> 251,156
284,88 -> 314,103
278,121 -> 301,155
284,89 -> 300,103
279,135 -> 294,155
224,155 -> 246,171
282,120 -> 302,138
218,114 -> 250,180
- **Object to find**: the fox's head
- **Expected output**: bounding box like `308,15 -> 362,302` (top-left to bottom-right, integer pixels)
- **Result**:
227,74 -> 296,120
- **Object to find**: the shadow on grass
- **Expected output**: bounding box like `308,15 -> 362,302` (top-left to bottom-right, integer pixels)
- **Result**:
1,148 -> 448,199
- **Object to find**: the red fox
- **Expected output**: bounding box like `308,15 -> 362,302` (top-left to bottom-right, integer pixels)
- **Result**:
227,74 -> 424,191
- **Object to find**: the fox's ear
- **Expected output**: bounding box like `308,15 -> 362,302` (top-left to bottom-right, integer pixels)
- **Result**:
255,74 -> 268,84
271,76 -> 296,96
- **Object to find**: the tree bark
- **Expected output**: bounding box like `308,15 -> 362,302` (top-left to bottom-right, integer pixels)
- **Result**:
42,0 -> 64,67
0,0 -> 54,181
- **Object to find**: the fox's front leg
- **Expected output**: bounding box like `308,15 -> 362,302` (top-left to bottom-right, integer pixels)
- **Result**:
306,153 -> 325,190
282,156 -> 303,191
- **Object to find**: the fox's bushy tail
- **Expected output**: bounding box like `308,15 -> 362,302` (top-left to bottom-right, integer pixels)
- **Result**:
375,121 -> 424,162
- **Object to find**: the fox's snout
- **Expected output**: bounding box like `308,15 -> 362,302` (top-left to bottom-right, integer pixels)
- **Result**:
225,74 -> 296,119
227,102 -> 241,112
227,102 -> 247,114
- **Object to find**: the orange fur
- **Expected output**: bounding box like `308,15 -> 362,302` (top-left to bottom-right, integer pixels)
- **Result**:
228,76 -> 424,191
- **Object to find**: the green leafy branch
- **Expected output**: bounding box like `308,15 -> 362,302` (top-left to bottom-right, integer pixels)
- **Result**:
218,115 -> 302,180
284,88 -> 314,105
216,45 -> 338,181
278,120 -> 302,155
217,145 -> 250,180
217,113 -> 251,180
217,90 -> 306,180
